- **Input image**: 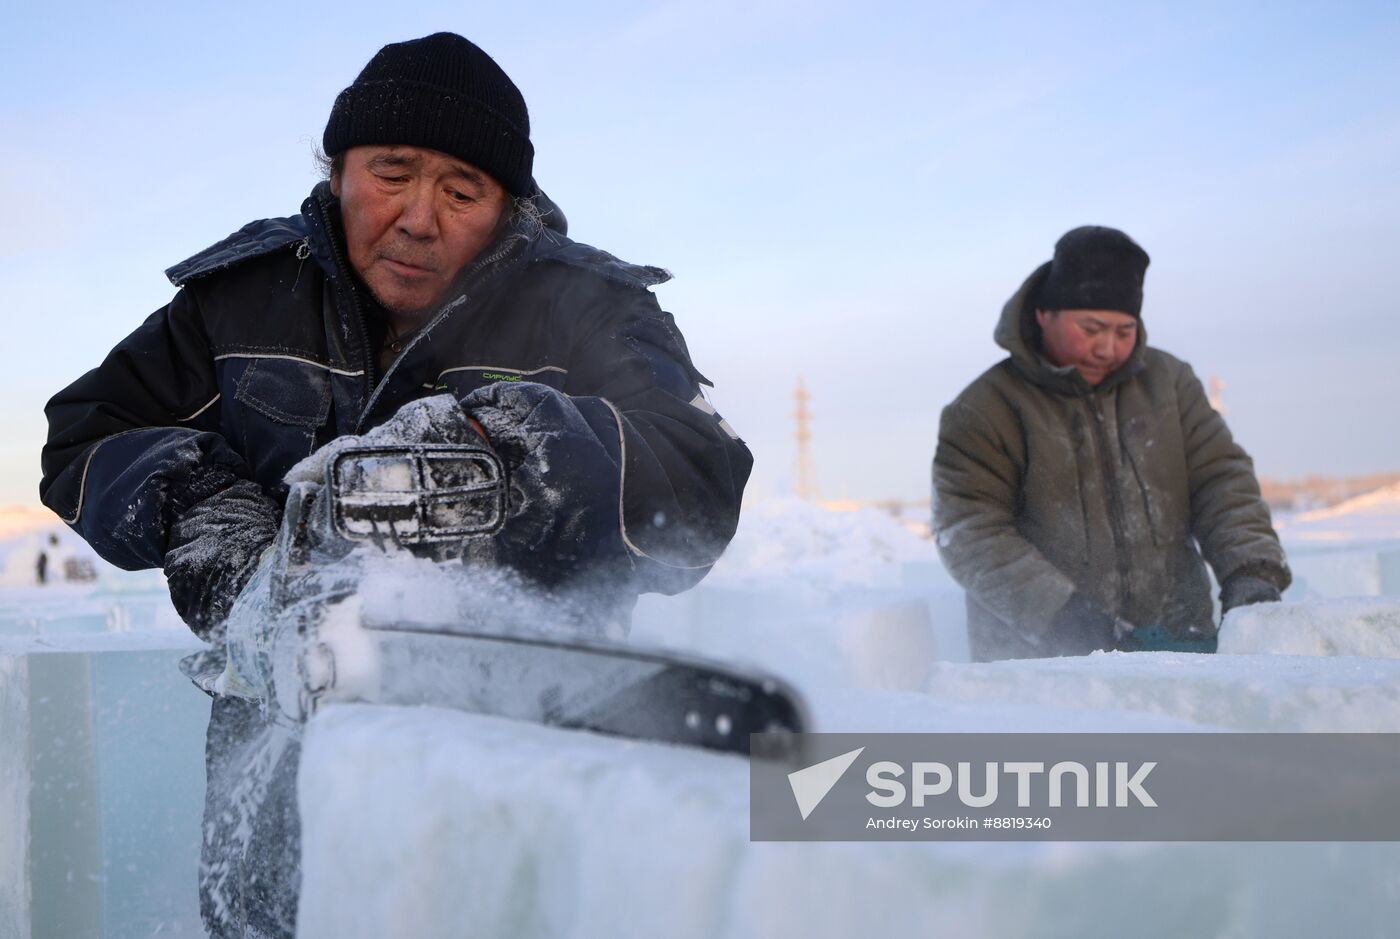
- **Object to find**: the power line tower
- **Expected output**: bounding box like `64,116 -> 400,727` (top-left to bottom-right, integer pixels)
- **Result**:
1208,374 -> 1227,415
793,377 -> 818,501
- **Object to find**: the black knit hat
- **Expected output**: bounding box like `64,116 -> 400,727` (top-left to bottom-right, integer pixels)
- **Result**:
1037,226 -> 1151,318
323,32 -> 533,197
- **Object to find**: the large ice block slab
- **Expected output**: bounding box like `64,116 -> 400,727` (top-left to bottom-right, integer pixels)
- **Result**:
1282,542 -> 1390,599
0,655 -> 30,937
0,633 -> 209,939
925,651 -> 1400,731
0,581 -> 184,637
0,590 -> 111,636
297,704 -> 1400,939
1381,547 -> 1400,595
1220,598 -> 1400,657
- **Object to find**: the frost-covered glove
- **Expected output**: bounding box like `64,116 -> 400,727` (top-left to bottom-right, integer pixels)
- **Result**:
460,381 -> 622,585
285,395 -> 488,489
358,393 -> 486,447
1047,591 -> 1118,656
163,470 -> 281,640
1220,572 -> 1282,615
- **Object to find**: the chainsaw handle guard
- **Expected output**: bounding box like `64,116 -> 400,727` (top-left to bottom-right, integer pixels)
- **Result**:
328,444 -> 508,547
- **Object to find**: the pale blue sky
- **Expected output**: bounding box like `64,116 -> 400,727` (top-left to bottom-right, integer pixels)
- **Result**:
3,0 -> 1397,505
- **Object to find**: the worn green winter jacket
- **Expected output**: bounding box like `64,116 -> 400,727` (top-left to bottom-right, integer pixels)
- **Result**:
933,262 -> 1290,660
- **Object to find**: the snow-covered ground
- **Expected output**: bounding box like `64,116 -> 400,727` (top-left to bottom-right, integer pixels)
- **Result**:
1276,480 -> 1400,545
5,493 -> 1400,937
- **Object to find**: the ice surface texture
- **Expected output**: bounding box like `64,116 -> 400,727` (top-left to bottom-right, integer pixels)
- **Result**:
1221,597 -> 1400,657
298,704 -> 1400,939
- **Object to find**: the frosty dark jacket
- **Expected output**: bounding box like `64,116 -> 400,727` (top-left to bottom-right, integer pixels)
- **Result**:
933,261 -> 1290,661
41,183 -> 751,604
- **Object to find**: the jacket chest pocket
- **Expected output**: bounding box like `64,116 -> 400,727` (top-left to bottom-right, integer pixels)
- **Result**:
229,357 -> 333,490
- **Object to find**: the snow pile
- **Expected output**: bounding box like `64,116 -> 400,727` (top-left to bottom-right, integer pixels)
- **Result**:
1277,481 -> 1400,543
1220,598 -> 1400,657
634,587 -> 936,691
632,497 -> 957,686
710,497 -> 938,587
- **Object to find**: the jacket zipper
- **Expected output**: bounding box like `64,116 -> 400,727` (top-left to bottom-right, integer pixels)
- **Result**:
351,231 -> 528,433
1084,392 -> 1134,615
291,238 -> 311,293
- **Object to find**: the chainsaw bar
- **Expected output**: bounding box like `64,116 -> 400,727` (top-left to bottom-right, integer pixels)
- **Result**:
308,621 -> 809,757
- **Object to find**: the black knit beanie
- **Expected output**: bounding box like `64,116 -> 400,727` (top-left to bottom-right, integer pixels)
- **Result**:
323,32 -> 534,197
1037,226 -> 1151,318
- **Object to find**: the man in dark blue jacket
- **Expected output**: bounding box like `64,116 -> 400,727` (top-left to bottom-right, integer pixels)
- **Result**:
41,32 -> 750,938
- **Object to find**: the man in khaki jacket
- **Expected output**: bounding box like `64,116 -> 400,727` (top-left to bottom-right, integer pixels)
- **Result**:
933,226 -> 1289,661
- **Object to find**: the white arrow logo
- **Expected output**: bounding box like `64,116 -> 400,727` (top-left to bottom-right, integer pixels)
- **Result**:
787,747 -> 865,820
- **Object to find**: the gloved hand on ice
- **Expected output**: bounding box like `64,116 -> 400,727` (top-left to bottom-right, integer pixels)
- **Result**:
163,468 -> 281,640
1220,571 -> 1283,614
1046,591 -> 1120,656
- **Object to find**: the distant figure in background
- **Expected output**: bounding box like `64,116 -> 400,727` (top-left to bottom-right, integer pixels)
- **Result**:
35,534 -> 56,585
933,226 -> 1290,661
